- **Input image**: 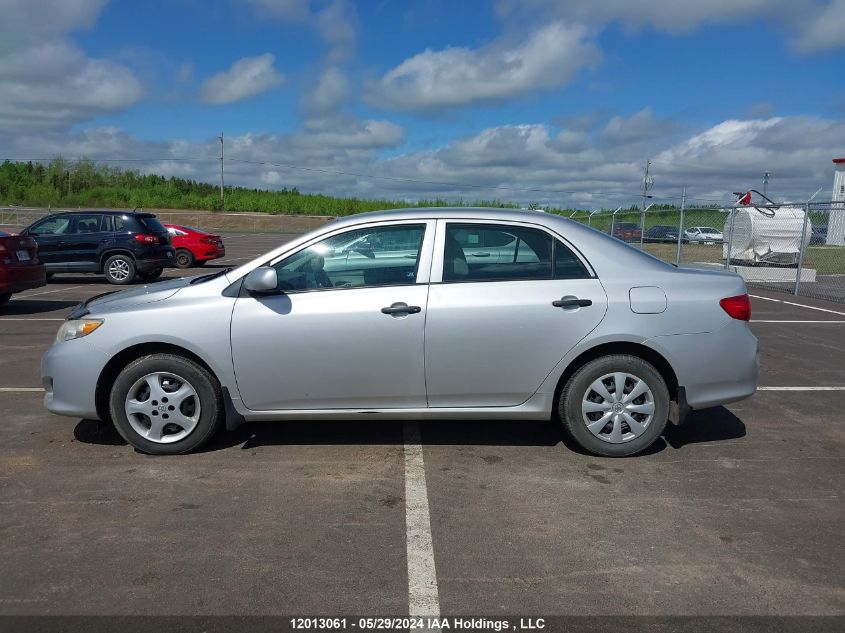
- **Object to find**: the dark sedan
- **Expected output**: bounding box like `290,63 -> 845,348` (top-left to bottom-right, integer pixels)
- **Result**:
644,225 -> 686,243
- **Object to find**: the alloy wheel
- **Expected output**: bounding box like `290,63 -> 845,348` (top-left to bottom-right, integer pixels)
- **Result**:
124,372 -> 201,443
108,258 -> 131,282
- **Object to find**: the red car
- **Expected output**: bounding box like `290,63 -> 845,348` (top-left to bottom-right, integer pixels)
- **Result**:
610,222 -> 643,243
164,223 -> 226,269
0,229 -> 47,306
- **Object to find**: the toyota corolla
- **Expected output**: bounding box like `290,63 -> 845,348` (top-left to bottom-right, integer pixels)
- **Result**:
41,208 -> 758,456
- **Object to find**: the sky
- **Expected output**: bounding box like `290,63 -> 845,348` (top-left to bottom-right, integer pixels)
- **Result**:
0,0 -> 844,208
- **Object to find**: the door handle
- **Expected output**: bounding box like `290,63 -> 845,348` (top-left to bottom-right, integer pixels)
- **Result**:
552,296 -> 592,308
471,252 -> 491,257
381,302 -> 422,315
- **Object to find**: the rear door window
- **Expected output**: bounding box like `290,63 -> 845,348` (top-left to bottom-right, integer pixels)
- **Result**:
442,223 -> 590,282
70,214 -> 106,234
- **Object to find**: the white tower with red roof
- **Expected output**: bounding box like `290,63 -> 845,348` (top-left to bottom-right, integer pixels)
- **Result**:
830,158 -> 845,245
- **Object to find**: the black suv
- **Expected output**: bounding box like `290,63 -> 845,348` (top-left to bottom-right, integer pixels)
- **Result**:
22,211 -> 175,285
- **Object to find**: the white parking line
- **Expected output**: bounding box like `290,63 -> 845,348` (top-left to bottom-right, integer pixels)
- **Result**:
403,421 -> 440,618
0,388 -> 44,392
750,294 -> 845,316
12,286 -> 83,299
758,387 -> 845,391
750,320 -> 845,323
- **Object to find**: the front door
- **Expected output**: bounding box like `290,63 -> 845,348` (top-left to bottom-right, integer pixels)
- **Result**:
425,220 -> 608,407
25,215 -> 74,269
230,221 -> 434,411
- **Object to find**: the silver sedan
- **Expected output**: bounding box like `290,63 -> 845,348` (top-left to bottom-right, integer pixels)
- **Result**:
41,208 -> 758,456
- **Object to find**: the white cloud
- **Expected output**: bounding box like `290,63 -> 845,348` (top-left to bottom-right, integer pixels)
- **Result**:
366,21 -> 600,111
497,0 -> 845,52
316,0 -> 357,61
241,0 -> 358,61
3,114 -> 841,207
0,0 -> 143,132
793,0 -> 845,52
602,108 -> 683,145
305,66 -> 350,114
199,54 -> 285,105
241,0 -> 310,21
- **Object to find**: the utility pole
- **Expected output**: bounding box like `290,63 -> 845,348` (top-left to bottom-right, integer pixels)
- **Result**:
676,186 -> 686,265
640,159 -> 654,248
763,171 -> 770,197
219,132 -> 225,211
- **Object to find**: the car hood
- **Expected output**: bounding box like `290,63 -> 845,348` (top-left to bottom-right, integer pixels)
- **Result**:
72,276 -> 192,317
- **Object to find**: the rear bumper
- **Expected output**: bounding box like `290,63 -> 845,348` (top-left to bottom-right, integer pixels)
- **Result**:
136,253 -> 175,272
195,246 -> 225,262
646,320 -> 759,410
0,264 -> 47,294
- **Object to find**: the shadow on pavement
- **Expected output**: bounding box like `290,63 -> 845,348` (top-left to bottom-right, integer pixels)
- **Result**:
3,299 -> 80,315
72,408 -> 745,456
664,406 -> 746,449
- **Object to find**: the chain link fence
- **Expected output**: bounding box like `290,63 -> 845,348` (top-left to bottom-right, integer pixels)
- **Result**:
570,200 -> 845,304
4,201 -> 845,304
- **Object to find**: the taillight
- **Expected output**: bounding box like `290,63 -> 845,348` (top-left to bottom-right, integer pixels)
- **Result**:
200,236 -> 217,245
720,294 -> 751,321
133,234 -> 159,244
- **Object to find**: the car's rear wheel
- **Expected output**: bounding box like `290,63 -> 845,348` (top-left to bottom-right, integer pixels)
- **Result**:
104,254 -> 136,285
137,268 -> 163,283
0,293 -> 10,306
109,353 -> 223,455
174,248 -> 194,269
559,354 -> 669,457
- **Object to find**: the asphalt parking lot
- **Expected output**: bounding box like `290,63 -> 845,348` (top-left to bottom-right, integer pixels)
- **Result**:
0,232 -> 843,620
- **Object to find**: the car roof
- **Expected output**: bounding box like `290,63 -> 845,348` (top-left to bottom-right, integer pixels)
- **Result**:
46,210 -> 155,217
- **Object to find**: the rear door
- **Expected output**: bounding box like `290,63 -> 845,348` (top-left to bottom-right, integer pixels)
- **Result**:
424,220 -> 608,407
64,213 -> 108,270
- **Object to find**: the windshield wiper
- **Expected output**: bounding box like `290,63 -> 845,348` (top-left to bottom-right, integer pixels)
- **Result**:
189,267 -> 232,285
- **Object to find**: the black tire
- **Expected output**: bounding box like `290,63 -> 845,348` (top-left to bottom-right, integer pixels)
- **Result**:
103,254 -> 136,285
0,293 -> 10,306
174,248 -> 194,269
109,353 -> 224,455
559,354 -> 669,457
137,268 -> 163,283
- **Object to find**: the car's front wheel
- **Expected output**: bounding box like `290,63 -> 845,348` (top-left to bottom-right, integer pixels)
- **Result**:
559,354 -> 669,457
109,353 -> 224,455
104,254 -> 136,285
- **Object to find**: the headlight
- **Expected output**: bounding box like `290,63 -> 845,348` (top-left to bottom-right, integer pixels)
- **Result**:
56,319 -> 104,342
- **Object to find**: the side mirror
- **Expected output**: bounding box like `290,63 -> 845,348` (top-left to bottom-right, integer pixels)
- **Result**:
243,266 -> 279,295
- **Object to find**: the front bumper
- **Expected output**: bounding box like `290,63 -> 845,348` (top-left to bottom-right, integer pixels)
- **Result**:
41,338 -> 109,419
